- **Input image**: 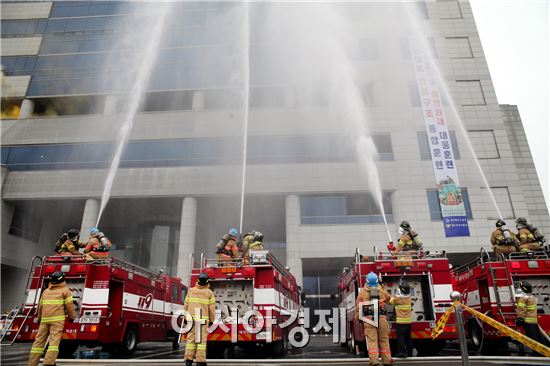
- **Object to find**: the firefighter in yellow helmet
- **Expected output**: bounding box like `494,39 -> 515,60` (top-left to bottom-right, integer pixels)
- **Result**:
355,272 -> 393,366
28,271 -> 76,366
515,280 -> 543,353
184,273 -> 216,366
516,217 -> 545,252
390,281 -> 413,358
242,231 -> 265,265
491,219 -> 519,260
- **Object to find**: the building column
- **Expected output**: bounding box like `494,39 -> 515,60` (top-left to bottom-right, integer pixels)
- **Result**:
285,194 -> 302,286
18,99 -> 34,119
192,91 -> 205,111
177,197 -> 197,285
80,199 -> 100,239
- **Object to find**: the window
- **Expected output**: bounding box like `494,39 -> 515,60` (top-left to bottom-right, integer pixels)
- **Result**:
300,192 -> 393,225
371,134 -> 394,161
456,80 -> 486,106
172,285 -> 179,302
417,131 -> 460,160
446,37 -> 473,58
427,188 -> 473,221
486,187 -> 515,219
9,206 -> 42,243
468,130 -> 500,159
439,0 -> 463,19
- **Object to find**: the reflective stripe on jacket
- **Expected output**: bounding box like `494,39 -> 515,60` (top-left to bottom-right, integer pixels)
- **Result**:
38,282 -> 76,323
516,294 -> 537,324
184,284 -> 216,322
390,295 -> 412,324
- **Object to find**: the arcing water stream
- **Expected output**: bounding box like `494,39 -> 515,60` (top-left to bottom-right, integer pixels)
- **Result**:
96,4 -> 172,226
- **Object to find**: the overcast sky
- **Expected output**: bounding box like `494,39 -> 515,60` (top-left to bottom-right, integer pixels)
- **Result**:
469,0 -> 549,207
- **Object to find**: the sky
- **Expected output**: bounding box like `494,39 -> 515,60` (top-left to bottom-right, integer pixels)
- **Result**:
469,0 -> 549,207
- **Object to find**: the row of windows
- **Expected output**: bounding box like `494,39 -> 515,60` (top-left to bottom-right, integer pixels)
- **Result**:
0,135 -> 394,171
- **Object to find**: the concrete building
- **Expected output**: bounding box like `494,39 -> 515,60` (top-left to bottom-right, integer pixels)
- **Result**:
1,1 -> 548,312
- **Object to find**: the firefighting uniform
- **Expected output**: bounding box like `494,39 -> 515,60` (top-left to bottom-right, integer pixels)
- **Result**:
242,239 -> 264,265
490,229 -> 519,259
394,230 -> 422,258
516,293 -> 540,344
56,239 -> 84,255
517,227 -> 542,252
28,282 -> 75,366
216,236 -> 239,264
84,233 -> 111,259
390,295 -> 413,357
184,284 -> 216,363
355,286 -> 393,365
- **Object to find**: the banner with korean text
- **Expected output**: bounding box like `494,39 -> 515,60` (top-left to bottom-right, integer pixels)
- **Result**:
410,40 -> 470,237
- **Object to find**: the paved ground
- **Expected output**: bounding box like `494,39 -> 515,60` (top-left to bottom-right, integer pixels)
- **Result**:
1,335 -> 546,365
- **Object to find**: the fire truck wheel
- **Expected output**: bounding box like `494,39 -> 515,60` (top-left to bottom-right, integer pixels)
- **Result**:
468,319 -> 483,351
347,326 -> 356,354
58,340 -> 79,358
121,326 -> 138,355
271,331 -> 289,356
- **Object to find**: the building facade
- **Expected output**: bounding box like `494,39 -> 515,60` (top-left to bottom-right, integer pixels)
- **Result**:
1,1 -> 548,312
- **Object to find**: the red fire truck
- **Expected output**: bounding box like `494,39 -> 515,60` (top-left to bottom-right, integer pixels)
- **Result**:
189,250 -> 301,356
338,247 -> 457,356
0,255 -> 187,357
452,248 -> 550,354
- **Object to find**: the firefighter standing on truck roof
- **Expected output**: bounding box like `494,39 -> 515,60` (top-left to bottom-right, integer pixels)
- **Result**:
515,280 -> 544,353
84,227 -> 112,259
490,219 -> 519,260
516,217 -> 545,252
55,228 -> 84,255
242,231 -> 264,265
390,281 -> 413,358
392,221 -> 422,257
216,228 -> 239,264
184,273 -> 216,366
28,271 -> 76,366
355,272 -> 393,366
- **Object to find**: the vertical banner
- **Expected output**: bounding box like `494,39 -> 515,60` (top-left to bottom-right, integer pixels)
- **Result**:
410,40 -> 470,237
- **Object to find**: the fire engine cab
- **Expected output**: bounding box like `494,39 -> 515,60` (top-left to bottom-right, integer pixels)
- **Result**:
189,250 -> 301,356
338,248 -> 456,356
452,248 -> 550,354
0,255 -> 187,357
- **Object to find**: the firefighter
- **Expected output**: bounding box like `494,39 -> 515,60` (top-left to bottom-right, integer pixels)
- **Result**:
390,281 -> 413,358
392,221 -> 422,257
491,219 -> 519,260
215,228 -> 239,264
28,271 -> 76,366
515,280 -> 542,352
355,271 -> 393,366
184,272 -> 216,366
516,217 -> 545,252
84,227 -> 112,259
242,231 -> 264,265
55,228 -> 84,255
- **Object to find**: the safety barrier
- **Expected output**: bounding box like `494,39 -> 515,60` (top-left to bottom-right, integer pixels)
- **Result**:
433,299 -> 550,357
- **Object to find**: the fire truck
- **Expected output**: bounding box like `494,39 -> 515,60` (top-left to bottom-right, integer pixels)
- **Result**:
338,247 -> 456,356
188,250 -> 301,356
452,248 -> 550,354
0,255 -> 187,357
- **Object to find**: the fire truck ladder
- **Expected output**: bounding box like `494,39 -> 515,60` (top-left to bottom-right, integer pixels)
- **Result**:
489,264 -> 515,322
0,256 -> 44,345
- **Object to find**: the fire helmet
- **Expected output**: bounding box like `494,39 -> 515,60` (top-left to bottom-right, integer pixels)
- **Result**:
495,219 -> 506,228
229,228 -> 239,237
399,221 -> 411,230
67,229 -> 79,240
198,272 -> 210,286
90,227 -> 100,235
253,231 -> 264,242
399,281 -> 411,296
366,272 -> 379,287
515,217 -> 528,225
50,271 -> 66,284
519,280 -> 532,294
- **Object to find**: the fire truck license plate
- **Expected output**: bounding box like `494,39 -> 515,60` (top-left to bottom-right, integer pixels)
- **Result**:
255,332 -> 271,340
78,317 -> 100,324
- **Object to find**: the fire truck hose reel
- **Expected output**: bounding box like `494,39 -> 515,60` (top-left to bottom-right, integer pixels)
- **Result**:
432,300 -> 550,357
